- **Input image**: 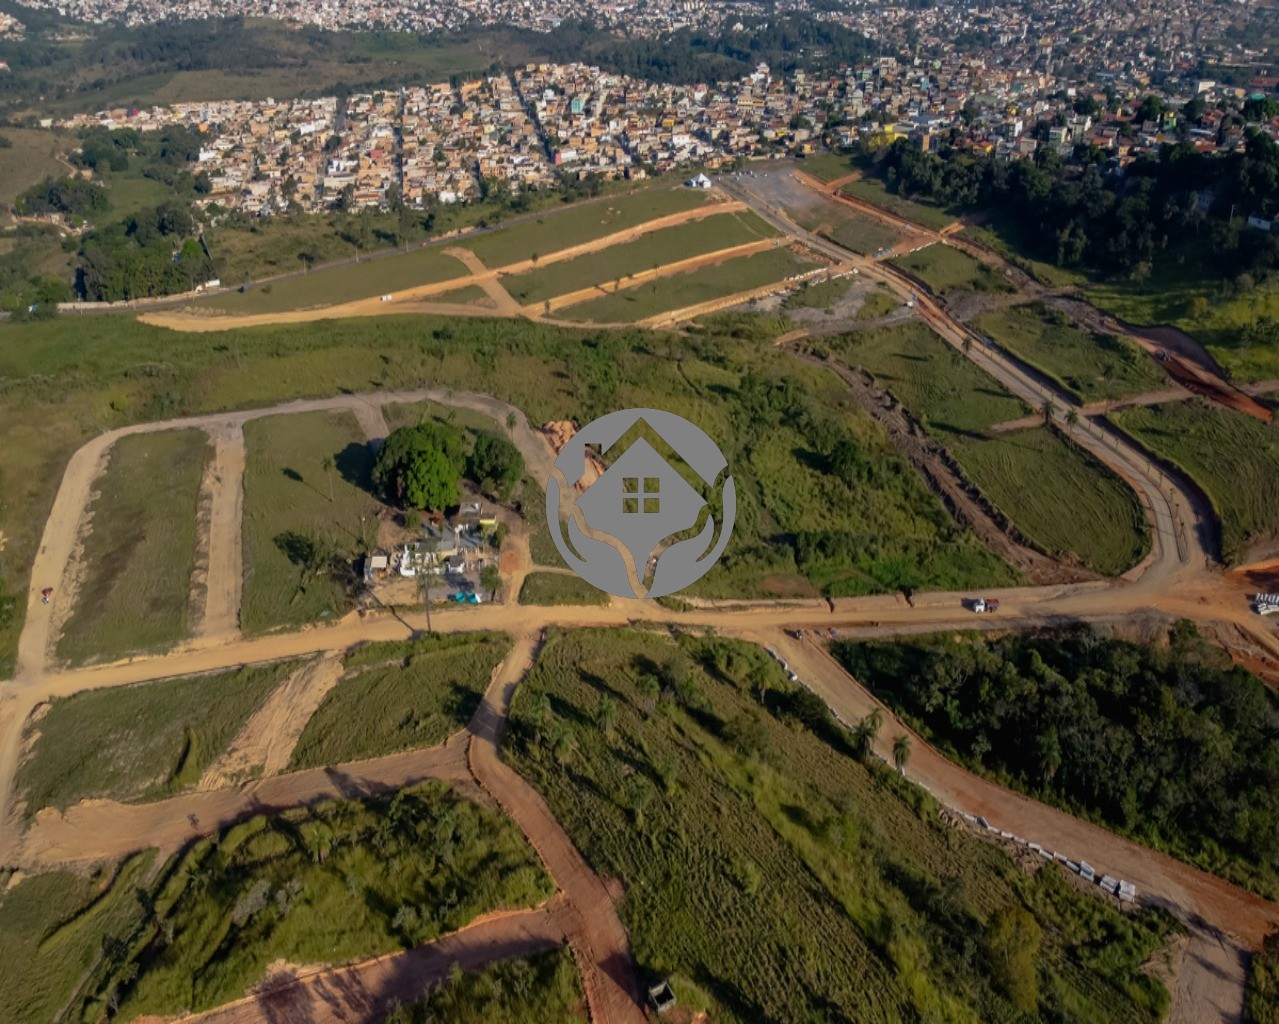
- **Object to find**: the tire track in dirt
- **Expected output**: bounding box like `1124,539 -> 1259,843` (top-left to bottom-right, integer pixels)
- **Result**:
160,904 -> 566,1024
192,423 -> 245,639
196,653 -> 344,791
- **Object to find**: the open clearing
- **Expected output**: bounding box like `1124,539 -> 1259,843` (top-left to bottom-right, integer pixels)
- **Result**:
890,243 -> 1014,297
975,302 -> 1168,403
840,177 -> 957,231
456,188 -> 712,267
499,209 -> 779,306
1114,400 -> 1279,563
289,632 -> 512,768
506,628 -> 1175,1024
562,247 -> 820,323
0,128 -> 75,205
190,246 -> 471,315
839,323 -> 1148,574
517,572 -> 609,606
241,409 -> 378,634
15,660 -> 298,816
55,428 -> 210,666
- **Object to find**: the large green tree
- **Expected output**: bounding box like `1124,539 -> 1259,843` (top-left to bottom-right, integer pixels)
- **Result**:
466,431 -> 524,500
374,423 -> 463,511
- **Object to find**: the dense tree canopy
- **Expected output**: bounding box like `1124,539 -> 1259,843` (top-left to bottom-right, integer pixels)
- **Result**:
837,624 -> 1279,895
373,423 -> 464,511
466,431 -> 524,500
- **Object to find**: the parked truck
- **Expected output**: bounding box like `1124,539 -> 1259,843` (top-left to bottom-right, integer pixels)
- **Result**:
970,597 -> 1001,613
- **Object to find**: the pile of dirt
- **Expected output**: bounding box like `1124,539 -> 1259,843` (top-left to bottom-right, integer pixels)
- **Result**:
542,422 -> 604,490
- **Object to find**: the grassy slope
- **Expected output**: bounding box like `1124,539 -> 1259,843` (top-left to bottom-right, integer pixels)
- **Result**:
190,246 -> 470,315
517,572 -> 609,606
890,244 -> 1014,297
840,323 -> 1149,574
499,209 -> 779,306
1114,400 -> 1279,562
15,661 -> 298,815
974,303 -> 1167,403
0,128 -> 77,205
841,177 -> 957,230
56,429 -> 209,666
289,632 -> 511,767
506,628 -> 1174,1024
564,247 -> 819,323
241,409 -> 377,633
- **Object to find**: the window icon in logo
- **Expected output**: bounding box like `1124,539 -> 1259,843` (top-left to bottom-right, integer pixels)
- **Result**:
546,409 -> 735,599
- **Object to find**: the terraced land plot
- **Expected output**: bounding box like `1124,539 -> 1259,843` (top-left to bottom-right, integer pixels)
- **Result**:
290,632 -> 512,767
562,247 -> 821,324
56,429 -> 210,666
499,209 -> 780,307
456,187 -> 713,267
890,244 -> 1014,297
974,303 -> 1166,403
189,246 -> 470,315
15,660 -> 299,815
506,628 -> 1176,1024
241,410 -> 378,633
787,198 -> 906,256
840,177 -> 957,230
839,323 -> 1148,575
1114,400 -> 1279,563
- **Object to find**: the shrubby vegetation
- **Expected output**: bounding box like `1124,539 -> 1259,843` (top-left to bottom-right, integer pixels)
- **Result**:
1249,931 -> 1279,1024
836,623 -> 1279,895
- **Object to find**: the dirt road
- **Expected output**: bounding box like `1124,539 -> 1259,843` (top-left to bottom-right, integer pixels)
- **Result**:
192,422 -> 245,639
468,633 -> 646,1024
171,905 -> 566,1024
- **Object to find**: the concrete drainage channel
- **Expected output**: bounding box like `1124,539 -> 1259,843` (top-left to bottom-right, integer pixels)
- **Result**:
765,644 -> 1139,906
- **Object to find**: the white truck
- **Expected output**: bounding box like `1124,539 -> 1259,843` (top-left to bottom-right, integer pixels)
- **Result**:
970,597 -> 1001,613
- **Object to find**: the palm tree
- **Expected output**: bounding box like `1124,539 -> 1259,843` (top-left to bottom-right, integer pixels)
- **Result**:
852,708 -> 883,758
892,733 -> 912,774
1065,408 -> 1080,438
321,455 -> 335,501
1040,397 -> 1057,426
596,693 -> 617,737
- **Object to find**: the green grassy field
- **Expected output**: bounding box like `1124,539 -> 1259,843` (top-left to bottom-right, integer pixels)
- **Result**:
289,632 -> 511,768
858,286 -> 901,319
518,571 -> 609,606
796,152 -> 856,182
506,628 -> 1175,1024
841,177 -> 957,231
458,188 -> 712,268
383,398 -> 502,435
1114,401 -> 1279,563
0,128 -> 76,205
0,311 -> 1018,673
102,782 -> 547,1022
0,853 -> 157,1024
241,410 -> 378,633
564,247 -> 820,323
952,428 -> 1149,573
190,246 -> 470,315
15,661 -> 298,816
782,275 -> 853,312
974,303 -> 1168,403
499,209 -> 779,306
840,323 -> 1148,573
890,244 -> 1014,297
55,429 -> 209,666
386,949 -> 588,1024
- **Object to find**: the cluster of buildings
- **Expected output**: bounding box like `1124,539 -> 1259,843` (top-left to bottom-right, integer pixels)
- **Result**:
53,45 -> 1279,218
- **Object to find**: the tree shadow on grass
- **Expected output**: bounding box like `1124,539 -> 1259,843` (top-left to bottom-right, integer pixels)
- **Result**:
335,441 -> 376,492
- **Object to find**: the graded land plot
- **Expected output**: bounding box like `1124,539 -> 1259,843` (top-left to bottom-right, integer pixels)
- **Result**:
55,428 -> 211,666
795,151 -> 856,182
498,209 -> 780,306
840,177 -> 957,230
383,398 -> 503,436
15,660 -> 299,816
456,187 -> 713,267
782,275 -> 854,312
506,628 -> 1175,1024
517,571 -> 609,606
52,783 -> 552,1023
562,247 -> 821,324
890,243 -> 1014,297
432,283 -> 495,306
951,428 -> 1149,574
840,323 -> 1148,574
974,302 -> 1167,403
1113,400 -> 1279,563
858,285 -> 901,319
289,631 -> 512,768
241,409 -> 379,633
387,948 -> 588,1024
190,246 -> 471,315
0,129 -> 76,205
0,852 -> 158,1024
